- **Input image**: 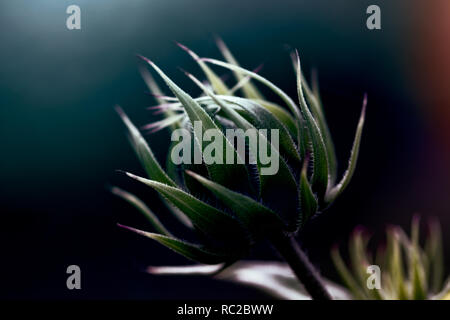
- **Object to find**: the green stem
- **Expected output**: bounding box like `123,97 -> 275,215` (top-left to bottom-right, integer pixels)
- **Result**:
271,233 -> 333,300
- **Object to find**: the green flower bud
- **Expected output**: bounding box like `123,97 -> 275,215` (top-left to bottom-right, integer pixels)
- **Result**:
113,40 -> 366,265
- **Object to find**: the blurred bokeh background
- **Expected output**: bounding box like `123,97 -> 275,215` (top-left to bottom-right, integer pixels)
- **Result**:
0,0 -> 449,299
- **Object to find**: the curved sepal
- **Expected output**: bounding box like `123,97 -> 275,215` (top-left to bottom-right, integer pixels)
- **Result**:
177,42 -> 230,95
116,106 -> 177,188
325,95 -> 366,206
294,52 -> 329,203
118,224 -> 233,264
215,37 -> 264,100
201,57 -> 305,149
298,157 -> 318,227
125,172 -> 249,248
185,74 -> 300,226
290,53 -> 337,184
111,186 -> 172,236
186,170 -> 284,238
138,55 -> 252,194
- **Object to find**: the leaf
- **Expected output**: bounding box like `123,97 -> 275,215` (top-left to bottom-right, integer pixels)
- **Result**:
331,245 -> 367,299
165,141 -> 183,186
215,37 -> 264,100
138,55 -> 252,194
147,102 -> 183,114
115,106 -> 177,188
204,95 -> 299,166
162,198 -> 194,229
125,172 -> 249,247
118,224 -> 231,264
307,85 -> 337,185
185,73 -> 300,226
175,93 -> 299,162
201,57 -> 301,121
111,186 -> 172,236
186,170 -> 284,238
177,42 -> 230,95
411,257 -> 427,300
409,216 -> 427,299
141,113 -> 185,133
349,229 -> 370,283
201,57 -> 304,147
298,156 -> 318,227
311,69 -> 323,110
228,73 -> 255,95
253,99 -> 298,140
386,227 -> 409,299
165,95 -> 297,140
116,106 -> 193,226
325,94 -> 367,205
195,95 -> 298,145
138,56 -> 217,131
294,52 -> 329,202
290,53 -> 337,183
425,218 -> 444,293
139,63 -> 181,130
229,98 -> 300,165
348,228 -> 383,300
139,63 -> 168,106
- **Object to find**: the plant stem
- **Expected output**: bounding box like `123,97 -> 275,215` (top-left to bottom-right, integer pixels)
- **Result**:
271,233 -> 333,300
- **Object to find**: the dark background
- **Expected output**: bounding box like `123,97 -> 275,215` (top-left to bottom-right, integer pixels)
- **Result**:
1,0 -> 449,299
